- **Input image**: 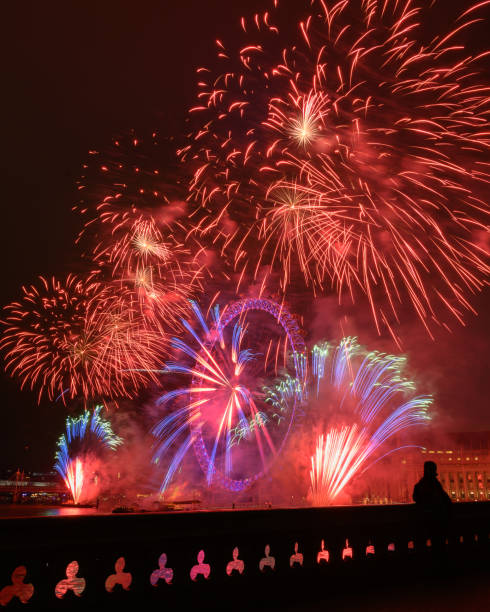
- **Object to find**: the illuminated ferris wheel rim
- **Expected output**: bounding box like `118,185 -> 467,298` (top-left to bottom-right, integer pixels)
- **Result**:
190,297 -> 306,493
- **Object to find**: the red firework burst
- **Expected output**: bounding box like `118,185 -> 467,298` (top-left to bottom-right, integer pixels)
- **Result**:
75,132 -> 204,332
87,200 -> 201,330
181,0 -> 490,337
0,275 -> 163,403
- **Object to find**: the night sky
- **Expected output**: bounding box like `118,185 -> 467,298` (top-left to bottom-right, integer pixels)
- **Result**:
0,0 -> 489,471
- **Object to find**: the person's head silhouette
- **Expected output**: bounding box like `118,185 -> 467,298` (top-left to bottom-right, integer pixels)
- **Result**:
423,460 -> 437,477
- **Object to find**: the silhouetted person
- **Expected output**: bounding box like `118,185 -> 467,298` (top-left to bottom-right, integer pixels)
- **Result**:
413,461 -> 451,513
413,461 -> 451,554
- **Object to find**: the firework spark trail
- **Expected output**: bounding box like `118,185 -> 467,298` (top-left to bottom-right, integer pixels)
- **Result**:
152,298 -> 305,494
74,132 -> 206,334
264,336 -> 431,505
86,287 -> 166,395
181,0 -> 490,336
1,275 -> 101,403
312,339 -> 431,504
99,205 -> 200,312
0,275 -> 164,403
93,206 -> 176,277
311,426 -> 369,506
54,405 -> 122,503
312,341 -> 329,397
78,199 -> 202,333
153,302 -> 274,491
75,131 -> 184,219
64,458 -> 84,506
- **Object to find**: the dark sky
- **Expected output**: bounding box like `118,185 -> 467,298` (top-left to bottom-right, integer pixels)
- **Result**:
0,0 -> 488,471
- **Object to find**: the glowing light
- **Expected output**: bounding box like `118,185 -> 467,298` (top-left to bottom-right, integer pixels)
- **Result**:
54,406 -> 122,504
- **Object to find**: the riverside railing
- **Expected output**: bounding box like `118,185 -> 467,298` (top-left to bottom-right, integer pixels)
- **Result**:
1,502 -> 489,609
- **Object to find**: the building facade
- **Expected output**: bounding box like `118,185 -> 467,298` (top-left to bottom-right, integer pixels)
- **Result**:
358,431 -> 490,504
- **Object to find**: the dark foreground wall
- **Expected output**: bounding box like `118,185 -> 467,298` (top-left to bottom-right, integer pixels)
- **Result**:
1,503 -> 489,610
